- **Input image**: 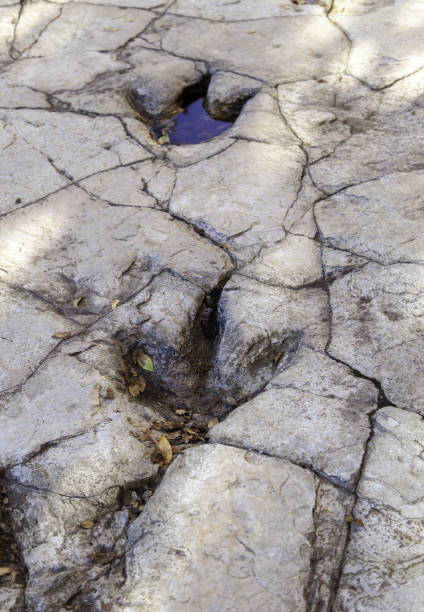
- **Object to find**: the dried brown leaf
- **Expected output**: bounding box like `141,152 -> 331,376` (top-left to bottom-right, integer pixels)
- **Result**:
52,331 -> 72,339
104,387 -> 115,400
157,434 -> 173,465
0,567 -> 13,576
129,376 -> 146,397
111,299 -> 120,310
207,418 -> 219,430
80,520 -> 95,529
345,514 -> 365,527
274,351 -> 283,366
89,551 -> 116,564
185,428 -> 205,441
73,296 -> 84,308
152,419 -> 182,432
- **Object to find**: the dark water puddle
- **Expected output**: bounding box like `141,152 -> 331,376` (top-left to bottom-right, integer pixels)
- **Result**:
153,97 -> 233,146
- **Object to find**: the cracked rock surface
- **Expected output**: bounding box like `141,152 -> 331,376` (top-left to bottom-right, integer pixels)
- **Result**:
1,0 -> 424,610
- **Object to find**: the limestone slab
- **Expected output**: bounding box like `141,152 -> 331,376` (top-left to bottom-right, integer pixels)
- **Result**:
0,186 -> 232,316
170,140 -> 304,260
159,14 -> 348,84
332,0 -> 424,89
328,261 -> 424,414
210,347 -> 377,489
0,351 -> 154,467
0,283 -> 81,393
216,275 -> 329,400
334,407 -> 424,610
122,444 -> 316,612
316,171 -> 424,265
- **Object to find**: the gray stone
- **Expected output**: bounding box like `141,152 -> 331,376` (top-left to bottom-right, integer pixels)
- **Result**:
3,351 -> 159,611
0,5 -> 18,62
331,0 -> 424,89
205,71 -> 260,121
170,140 -> 304,260
334,407 -> 424,610
316,171 -> 424,265
120,443 -> 350,612
239,233 -> 322,288
2,0 -> 424,607
0,186 -> 233,317
328,261 -> 424,414
158,13 -> 348,84
171,0 -> 330,20
125,47 -> 205,122
210,347 -> 377,489
0,351 -> 155,468
0,283 -> 82,393
215,275 -> 329,400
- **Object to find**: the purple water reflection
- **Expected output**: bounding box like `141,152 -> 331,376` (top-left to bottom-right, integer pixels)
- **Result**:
158,98 -> 233,146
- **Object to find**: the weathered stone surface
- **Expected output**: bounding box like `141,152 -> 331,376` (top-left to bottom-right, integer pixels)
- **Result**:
215,274 -> 329,400
0,351 -> 154,468
21,4 -> 152,57
210,347 -> 377,489
310,103 -> 424,194
225,89 -> 295,146
316,171 -> 424,264
332,0 -> 424,89
12,1 -> 62,56
240,233 -> 322,287
64,270 -> 207,399
126,47 -> 204,122
2,349 -> 159,610
328,261 -> 424,414
0,186 -> 233,316
158,13 -> 348,84
170,140 -> 304,259
172,0 -> 331,20
0,283 -> 81,393
0,5 -> 19,62
79,158 -> 176,209
205,71 -> 260,121
120,443 -> 350,612
334,407 -> 424,610
2,0 -> 424,607
0,583 -> 24,612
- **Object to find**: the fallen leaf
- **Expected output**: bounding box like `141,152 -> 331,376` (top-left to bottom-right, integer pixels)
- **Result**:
73,296 -> 84,308
52,331 -> 72,339
80,520 -> 95,529
124,16 -> 134,22
134,350 -> 154,372
185,428 -> 205,441
152,419 -> 182,432
89,551 -> 116,564
157,434 -> 173,465
207,418 -> 219,430
345,514 -> 365,527
247,30 -> 256,34
158,135 -> 170,145
111,299 -> 120,309
104,26 -> 118,32
104,387 -> 115,400
274,351 -> 283,366
0,567 -> 13,576
129,375 -> 146,397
